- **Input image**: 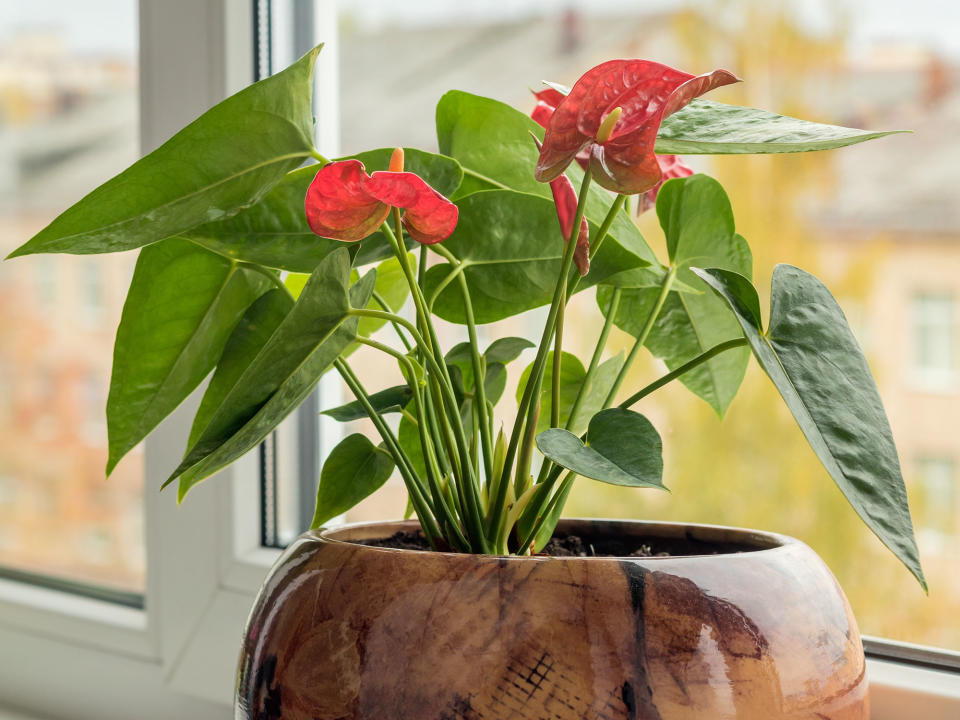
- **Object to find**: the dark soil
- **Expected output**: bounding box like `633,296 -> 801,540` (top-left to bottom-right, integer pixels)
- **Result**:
354,531 -> 676,557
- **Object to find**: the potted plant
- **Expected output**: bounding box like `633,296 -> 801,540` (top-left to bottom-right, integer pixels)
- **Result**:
9,47 -> 925,719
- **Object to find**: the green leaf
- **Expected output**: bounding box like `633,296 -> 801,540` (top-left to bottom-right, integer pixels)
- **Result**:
185,148 -> 462,271
10,46 -> 322,258
105,238 -> 271,474
601,267 -> 701,294
435,90 -> 658,267
656,99 -> 905,155
322,385 -> 413,422
536,408 -> 665,489
695,265 -> 926,589
599,174 -> 752,416
516,351 -> 623,436
188,288 -> 294,448
171,248 -> 375,497
484,337 -> 535,364
311,434 -> 395,528
425,190 -> 650,324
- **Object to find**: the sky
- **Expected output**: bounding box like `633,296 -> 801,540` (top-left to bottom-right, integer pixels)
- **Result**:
0,0 -> 957,59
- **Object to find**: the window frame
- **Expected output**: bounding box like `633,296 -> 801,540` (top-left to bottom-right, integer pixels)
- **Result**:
0,1 -> 957,718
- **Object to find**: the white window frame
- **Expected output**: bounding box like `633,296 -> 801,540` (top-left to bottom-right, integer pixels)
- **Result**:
0,2 -> 957,718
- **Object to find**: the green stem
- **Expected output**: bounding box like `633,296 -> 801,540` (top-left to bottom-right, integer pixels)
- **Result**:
427,262 -> 466,309
354,337 -> 468,550
516,471 -> 575,553
239,262 -> 296,302
334,358 -> 441,545
566,287 -> 621,431
431,244 -> 494,483
618,337 -> 749,410
488,169 -> 593,539
566,194 -> 626,299
371,290 -> 413,352
602,266 -> 676,407
309,149 -> 329,164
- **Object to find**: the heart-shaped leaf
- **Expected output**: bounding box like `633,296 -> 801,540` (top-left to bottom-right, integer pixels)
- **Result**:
311,434 -> 395,528
425,190 -> 650,324
322,385 -> 413,422
171,248 -> 374,497
435,90 -> 658,267
105,238 -> 271,474
599,174 -> 751,416
536,408 -> 664,488
10,46 -> 323,258
657,99 -> 905,155
694,265 -> 925,589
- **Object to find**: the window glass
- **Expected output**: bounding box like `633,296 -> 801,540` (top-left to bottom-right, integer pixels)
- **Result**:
0,2 -> 143,595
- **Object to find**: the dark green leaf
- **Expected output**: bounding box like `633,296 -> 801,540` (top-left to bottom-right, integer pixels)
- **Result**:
105,238 -> 271,474
601,267 -> 701,294
435,90 -> 658,267
656,99 -> 905,155
10,46 -> 322,258
536,408 -> 665,488
600,174 -> 751,415
189,288 -> 294,448
171,248 -> 375,497
695,265 -> 925,589
322,385 -> 413,422
484,337 -> 535,364
425,190 -> 650,324
311,434 -> 395,528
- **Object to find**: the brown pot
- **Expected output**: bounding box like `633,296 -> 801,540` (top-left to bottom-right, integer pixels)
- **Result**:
235,519 -> 867,719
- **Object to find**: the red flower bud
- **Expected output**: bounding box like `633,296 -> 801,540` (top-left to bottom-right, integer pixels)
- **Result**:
549,174 -> 590,277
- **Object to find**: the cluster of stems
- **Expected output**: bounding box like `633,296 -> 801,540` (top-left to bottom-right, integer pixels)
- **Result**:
334,171 -> 745,554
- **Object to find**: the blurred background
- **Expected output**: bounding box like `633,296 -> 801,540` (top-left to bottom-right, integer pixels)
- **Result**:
1,0 -> 957,649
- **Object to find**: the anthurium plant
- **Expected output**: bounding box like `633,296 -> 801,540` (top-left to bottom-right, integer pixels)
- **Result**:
9,47 -> 925,588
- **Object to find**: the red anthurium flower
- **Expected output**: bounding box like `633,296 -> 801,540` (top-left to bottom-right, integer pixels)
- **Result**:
550,174 -> 590,277
531,87 -> 589,171
305,153 -> 458,245
534,60 -> 739,195
638,154 -> 694,214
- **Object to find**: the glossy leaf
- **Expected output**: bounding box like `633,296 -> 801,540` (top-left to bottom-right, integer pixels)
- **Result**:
424,190 -> 650,324
599,174 -> 751,415
516,351 -> 623,436
485,337 -> 535,364
311,434 -> 395,528
171,249 -> 374,497
184,148 -> 462,272
105,238 -> 271,474
10,46 -> 322,258
435,90 -> 658,267
445,336 -> 533,398
657,99 -> 905,155
188,288 -> 294,448
695,265 -> 925,588
536,408 -> 664,488
322,385 -> 413,422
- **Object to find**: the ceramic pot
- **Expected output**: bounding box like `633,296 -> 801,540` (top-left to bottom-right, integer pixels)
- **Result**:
236,519 -> 867,719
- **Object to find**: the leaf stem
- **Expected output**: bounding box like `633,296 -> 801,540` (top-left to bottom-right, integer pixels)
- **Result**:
618,337 -> 749,409
488,169 -> 593,540
239,262 -> 296,302
566,287 -> 621,431
602,266 -> 676,407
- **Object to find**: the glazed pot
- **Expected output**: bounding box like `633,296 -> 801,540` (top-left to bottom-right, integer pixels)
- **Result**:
236,519 -> 868,719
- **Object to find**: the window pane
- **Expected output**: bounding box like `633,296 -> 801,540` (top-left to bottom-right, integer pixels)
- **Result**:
274,0 -> 960,652
0,2 -> 143,595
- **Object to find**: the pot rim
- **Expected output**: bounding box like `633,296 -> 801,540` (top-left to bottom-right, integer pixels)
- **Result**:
310,517 -> 801,562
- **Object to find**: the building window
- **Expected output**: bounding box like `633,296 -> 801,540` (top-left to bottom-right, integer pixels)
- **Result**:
910,293 -> 956,391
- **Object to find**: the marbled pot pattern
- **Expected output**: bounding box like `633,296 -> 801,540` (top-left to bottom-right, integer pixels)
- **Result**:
236,519 -> 867,719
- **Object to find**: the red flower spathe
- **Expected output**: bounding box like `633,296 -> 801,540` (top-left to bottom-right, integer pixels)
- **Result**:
549,174 -> 590,276
305,159 -> 458,245
534,60 -> 739,195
